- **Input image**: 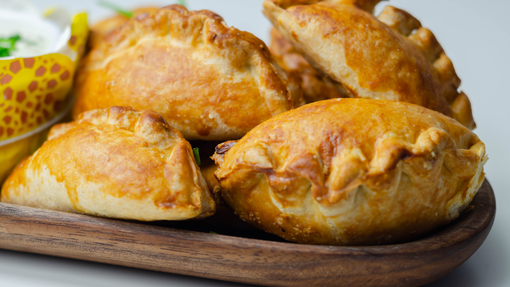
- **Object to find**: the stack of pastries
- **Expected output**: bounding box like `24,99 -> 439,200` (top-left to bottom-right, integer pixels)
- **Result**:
0,1 -> 487,246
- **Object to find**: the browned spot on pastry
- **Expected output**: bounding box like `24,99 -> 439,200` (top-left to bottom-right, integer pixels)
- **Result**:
215,141 -> 238,156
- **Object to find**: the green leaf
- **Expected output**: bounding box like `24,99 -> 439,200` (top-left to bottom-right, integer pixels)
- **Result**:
177,0 -> 187,7
193,147 -> 201,165
0,47 -> 10,57
8,35 -> 21,42
0,41 -> 10,49
210,231 -> 218,234
0,34 -> 22,57
98,0 -> 134,18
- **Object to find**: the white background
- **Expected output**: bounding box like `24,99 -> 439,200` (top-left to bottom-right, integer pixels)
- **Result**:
1,0 -> 509,286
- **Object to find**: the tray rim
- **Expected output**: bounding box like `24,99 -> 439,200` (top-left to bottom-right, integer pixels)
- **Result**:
0,179 -> 496,287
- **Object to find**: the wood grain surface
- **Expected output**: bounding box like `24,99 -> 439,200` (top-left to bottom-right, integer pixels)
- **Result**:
0,180 -> 495,287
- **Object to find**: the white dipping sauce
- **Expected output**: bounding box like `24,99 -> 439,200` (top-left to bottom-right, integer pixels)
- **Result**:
0,11 -> 60,58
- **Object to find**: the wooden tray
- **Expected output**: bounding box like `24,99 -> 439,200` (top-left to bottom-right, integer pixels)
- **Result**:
0,180 -> 495,287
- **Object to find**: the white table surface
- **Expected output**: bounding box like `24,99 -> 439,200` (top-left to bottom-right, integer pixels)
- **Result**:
2,0 -> 509,286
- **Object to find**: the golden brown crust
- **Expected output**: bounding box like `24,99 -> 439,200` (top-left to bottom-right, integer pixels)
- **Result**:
201,164 -> 223,205
213,99 -> 486,245
263,0 -> 476,129
188,140 -> 225,205
269,0 -> 381,12
74,5 -> 304,141
1,106 -> 215,221
270,28 -> 345,103
381,6 -> 475,129
89,7 -> 160,48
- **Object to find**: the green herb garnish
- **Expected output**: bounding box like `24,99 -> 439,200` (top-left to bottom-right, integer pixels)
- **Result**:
193,147 -> 201,165
210,231 -> 218,234
0,35 -> 21,57
98,0 -> 134,18
0,48 -> 10,57
177,0 -> 187,7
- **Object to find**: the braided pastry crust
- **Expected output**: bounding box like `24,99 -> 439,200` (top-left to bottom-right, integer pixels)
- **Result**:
2,106 -> 215,221
264,0 -> 475,129
214,99 -> 486,245
75,5 -> 304,140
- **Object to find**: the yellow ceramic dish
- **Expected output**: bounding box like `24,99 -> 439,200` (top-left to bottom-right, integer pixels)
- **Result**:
0,93 -> 73,184
0,7 -> 88,141
0,1 -> 88,184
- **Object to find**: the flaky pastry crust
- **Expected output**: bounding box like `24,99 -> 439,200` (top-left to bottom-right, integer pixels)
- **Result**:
270,28 -> 344,103
74,5 -> 304,141
213,99 -> 487,245
89,7 -> 160,48
263,0 -> 476,129
1,106 -> 215,221
201,164 -> 223,205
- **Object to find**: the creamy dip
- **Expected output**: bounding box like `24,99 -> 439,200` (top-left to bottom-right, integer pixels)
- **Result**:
0,11 -> 60,58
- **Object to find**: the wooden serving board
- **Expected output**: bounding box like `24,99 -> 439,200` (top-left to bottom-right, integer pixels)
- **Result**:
0,180 -> 495,287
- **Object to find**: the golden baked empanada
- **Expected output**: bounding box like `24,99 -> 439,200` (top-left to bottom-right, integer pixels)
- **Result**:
269,28 -> 344,103
213,99 -> 487,245
263,0 -> 476,129
74,5 -> 304,141
1,106 -> 215,221
89,7 -> 160,48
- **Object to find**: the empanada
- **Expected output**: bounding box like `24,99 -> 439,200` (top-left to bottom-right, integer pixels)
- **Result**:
263,0 -> 476,129
269,28 -> 344,103
213,99 -> 487,245
89,7 -> 160,48
74,5 -> 304,141
1,106 -> 215,221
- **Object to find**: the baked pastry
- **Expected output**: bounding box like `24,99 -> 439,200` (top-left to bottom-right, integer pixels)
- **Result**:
74,5 -> 304,141
269,28 -> 344,103
263,0 -> 476,129
201,164 -> 222,204
1,106 -> 215,221
89,7 -> 160,48
213,99 -> 487,245
188,140 -> 224,204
